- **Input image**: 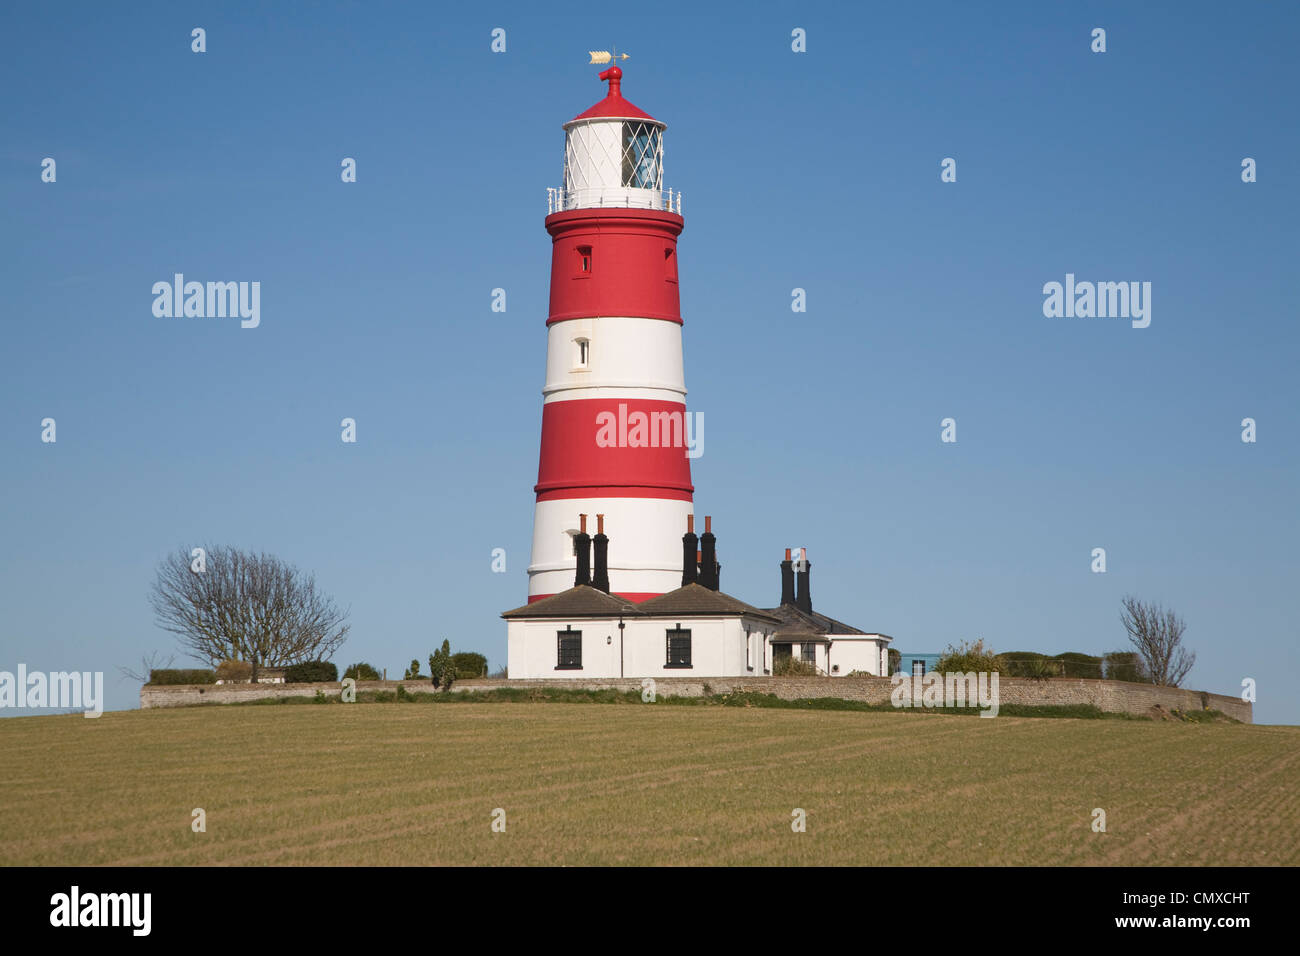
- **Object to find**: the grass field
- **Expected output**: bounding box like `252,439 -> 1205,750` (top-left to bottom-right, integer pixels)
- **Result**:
1,702 -> 1296,865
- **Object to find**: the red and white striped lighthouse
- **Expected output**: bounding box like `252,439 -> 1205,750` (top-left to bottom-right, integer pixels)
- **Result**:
528,65 -> 693,602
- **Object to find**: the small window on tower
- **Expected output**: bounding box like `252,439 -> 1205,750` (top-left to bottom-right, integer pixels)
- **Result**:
574,337 -> 589,370
577,245 -> 592,276
664,247 -> 677,282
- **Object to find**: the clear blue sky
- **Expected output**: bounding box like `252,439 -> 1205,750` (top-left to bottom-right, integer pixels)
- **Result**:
3,1 -> 1297,723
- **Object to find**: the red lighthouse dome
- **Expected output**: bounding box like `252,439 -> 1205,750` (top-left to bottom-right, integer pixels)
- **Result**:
567,66 -> 658,123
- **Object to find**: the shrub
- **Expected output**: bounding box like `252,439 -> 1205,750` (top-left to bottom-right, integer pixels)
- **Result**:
451,652 -> 488,679
936,638 -> 1001,674
1053,652 -> 1103,679
148,668 -> 216,685
429,639 -> 455,691
999,652 -> 1059,677
887,648 -> 901,676
403,659 -> 423,680
773,656 -> 817,676
284,661 -> 338,683
343,661 -> 381,681
215,659 -> 253,683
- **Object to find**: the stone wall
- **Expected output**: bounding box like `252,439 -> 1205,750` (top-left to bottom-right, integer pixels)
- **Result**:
139,675 -> 1251,722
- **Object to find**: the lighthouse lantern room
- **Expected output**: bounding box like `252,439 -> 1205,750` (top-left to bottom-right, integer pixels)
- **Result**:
548,65 -> 679,214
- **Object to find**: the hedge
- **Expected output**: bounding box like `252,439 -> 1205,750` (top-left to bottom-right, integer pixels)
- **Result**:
284,661 -> 338,683
451,652 -> 488,679
149,669 -> 216,685
343,662 -> 381,681
998,652 -> 1103,679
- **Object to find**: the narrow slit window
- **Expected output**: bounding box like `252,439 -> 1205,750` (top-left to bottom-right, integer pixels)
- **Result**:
664,247 -> 677,281
577,245 -> 592,275
575,337 -> 589,369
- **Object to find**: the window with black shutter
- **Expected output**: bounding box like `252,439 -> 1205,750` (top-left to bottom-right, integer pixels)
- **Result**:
556,626 -> 582,670
665,625 -> 692,668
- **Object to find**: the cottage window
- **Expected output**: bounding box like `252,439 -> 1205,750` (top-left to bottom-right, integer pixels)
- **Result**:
666,625 -> 692,668
557,626 -> 582,670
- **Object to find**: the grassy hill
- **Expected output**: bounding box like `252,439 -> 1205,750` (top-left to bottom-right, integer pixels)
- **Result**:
1,703 -> 1295,865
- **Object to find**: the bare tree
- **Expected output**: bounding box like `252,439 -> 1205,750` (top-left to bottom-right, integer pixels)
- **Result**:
1120,595 -> 1195,687
149,545 -> 350,682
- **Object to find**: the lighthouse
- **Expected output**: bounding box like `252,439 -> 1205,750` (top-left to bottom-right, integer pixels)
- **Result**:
527,64 -> 693,602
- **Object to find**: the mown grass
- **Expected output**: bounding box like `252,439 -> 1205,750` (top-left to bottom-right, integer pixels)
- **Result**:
0,703 -> 1293,865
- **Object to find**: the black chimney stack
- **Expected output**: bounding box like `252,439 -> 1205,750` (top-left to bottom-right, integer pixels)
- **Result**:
794,547 -> 812,613
592,514 -> 610,593
780,548 -> 795,605
573,514 -> 591,587
681,515 -> 698,586
699,516 -> 719,590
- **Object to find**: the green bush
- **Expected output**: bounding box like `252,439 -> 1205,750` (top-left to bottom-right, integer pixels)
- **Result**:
284,661 -> 338,683
429,639 -> 455,691
1053,652 -> 1103,679
997,651 -> 1044,676
887,648 -> 901,676
148,668 -> 216,685
998,652 -> 1105,679
936,638 -> 1001,674
403,659 -> 423,680
343,662 -> 381,681
451,652 -> 488,679
772,656 -> 817,676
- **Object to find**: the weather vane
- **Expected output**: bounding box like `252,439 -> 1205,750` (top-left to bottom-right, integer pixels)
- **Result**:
588,49 -> 630,65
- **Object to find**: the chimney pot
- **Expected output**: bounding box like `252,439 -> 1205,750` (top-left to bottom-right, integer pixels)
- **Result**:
574,516 -> 592,588
681,519 -> 699,586
780,552 -> 795,605
592,516 -> 610,592
795,550 -> 812,613
699,520 -> 718,590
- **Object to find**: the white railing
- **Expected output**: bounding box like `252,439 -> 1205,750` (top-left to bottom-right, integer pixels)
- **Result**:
548,186 -> 682,215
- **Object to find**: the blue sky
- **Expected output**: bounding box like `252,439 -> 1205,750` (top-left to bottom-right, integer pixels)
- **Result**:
2,1 -> 1297,722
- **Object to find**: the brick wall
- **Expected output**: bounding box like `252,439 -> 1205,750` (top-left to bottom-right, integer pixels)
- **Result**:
139,674 -> 1251,722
